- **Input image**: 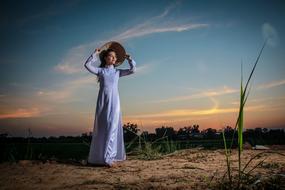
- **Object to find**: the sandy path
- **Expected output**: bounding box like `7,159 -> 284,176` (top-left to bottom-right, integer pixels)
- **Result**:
1,148 -> 285,189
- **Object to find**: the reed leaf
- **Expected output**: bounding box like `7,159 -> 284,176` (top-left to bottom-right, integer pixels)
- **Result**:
222,130 -> 232,184
229,41 -> 267,149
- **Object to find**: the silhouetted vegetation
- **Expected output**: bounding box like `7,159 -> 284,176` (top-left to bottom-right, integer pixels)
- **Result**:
0,124 -> 284,163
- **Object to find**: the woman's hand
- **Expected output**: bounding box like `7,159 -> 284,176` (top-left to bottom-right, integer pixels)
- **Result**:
94,48 -> 101,54
125,54 -> 132,61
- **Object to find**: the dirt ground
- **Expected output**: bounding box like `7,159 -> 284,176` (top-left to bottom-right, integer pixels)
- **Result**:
1,147 -> 285,190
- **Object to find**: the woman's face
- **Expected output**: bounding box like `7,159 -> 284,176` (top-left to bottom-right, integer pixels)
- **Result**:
104,51 -> 117,65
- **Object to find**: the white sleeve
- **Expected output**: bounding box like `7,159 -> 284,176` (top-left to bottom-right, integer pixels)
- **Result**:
84,52 -> 102,75
119,59 -> 136,77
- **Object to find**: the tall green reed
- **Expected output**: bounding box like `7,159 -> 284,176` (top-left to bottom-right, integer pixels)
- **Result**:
222,40 -> 267,187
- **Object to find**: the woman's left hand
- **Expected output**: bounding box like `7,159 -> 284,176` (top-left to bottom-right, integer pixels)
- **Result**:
125,54 -> 132,61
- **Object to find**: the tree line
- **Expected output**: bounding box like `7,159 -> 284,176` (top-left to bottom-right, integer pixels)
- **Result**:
1,123 -> 284,145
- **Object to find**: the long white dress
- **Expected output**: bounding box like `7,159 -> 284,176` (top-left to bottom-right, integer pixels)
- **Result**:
84,51 -> 136,165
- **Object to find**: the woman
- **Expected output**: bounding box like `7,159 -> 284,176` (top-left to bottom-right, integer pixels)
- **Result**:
84,47 -> 136,167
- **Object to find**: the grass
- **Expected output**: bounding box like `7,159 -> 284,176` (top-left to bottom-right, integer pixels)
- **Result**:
219,40 -> 285,189
24,128 -> 33,160
222,130 -> 232,186
222,40 -> 266,189
221,41 -> 257,188
124,126 -> 179,160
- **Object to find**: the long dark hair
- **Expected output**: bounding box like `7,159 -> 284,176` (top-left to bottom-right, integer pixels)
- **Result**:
99,48 -> 116,68
97,48 -> 117,82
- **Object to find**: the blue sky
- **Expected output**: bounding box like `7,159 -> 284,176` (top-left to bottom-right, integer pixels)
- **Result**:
0,0 -> 285,137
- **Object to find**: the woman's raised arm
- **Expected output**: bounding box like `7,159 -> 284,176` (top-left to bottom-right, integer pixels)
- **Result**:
84,50 -> 102,75
119,57 -> 136,77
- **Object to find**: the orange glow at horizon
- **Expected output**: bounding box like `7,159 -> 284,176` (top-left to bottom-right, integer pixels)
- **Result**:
0,80 -> 284,136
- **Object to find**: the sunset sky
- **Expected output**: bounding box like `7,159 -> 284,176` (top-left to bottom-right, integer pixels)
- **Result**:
0,0 -> 284,137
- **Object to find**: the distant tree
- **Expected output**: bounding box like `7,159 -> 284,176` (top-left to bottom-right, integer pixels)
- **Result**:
140,131 -> 149,141
255,127 -> 263,135
0,133 -> 8,138
192,124 -> 200,133
224,126 -> 235,137
202,128 -> 217,139
155,126 -> 176,140
177,126 -> 191,140
81,132 -> 88,137
123,123 -> 139,142
262,128 -> 268,133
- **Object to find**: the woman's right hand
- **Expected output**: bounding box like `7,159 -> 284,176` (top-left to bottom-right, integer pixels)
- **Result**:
94,48 -> 101,54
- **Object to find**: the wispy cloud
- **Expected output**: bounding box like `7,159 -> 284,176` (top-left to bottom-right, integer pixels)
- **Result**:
126,105 -> 265,119
151,78 -> 285,104
0,107 -> 49,119
108,1 -> 208,41
257,79 -> 285,89
0,74 -> 100,120
36,75 -> 98,102
53,43 -> 96,74
135,64 -> 152,75
151,85 -> 238,103
262,22 -> 279,47
54,1 -> 209,75
231,96 -> 285,105
111,23 -> 208,42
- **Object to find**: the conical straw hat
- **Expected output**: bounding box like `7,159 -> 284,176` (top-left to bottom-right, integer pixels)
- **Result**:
99,41 -> 126,67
